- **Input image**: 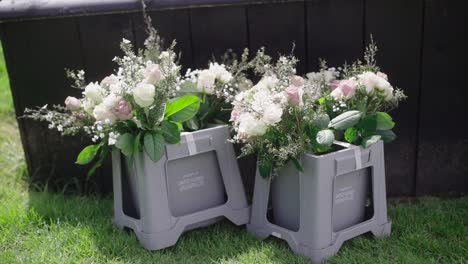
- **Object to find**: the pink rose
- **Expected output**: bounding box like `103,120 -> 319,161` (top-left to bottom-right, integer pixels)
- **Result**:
284,85 -> 302,106
377,71 -> 388,81
100,74 -> 119,89
144,63 -> 163,84
114,99 -> 132,120
290,75 -> 305,87
330,80 -> 341,91
64,96 -> 81,111
330,79 -> 357,99
230,109 -> 240,122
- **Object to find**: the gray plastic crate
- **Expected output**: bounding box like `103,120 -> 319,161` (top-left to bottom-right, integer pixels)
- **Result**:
247,141 -> 391,263
112,125 -> 250,250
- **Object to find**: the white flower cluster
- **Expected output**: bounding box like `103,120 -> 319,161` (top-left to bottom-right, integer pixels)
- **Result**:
231,74 -> 306,141
182,62 -> 233,96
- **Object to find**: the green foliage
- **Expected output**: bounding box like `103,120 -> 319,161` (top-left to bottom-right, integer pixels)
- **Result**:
75,145 -> 101,165
165,96 -> 201,122
115,133 -> 135,156
143,131 -> 165,161
160,121 -> 180,144
329,110 -> 362,130
362,135 -> 382,148
376,111 -> 395,130
344,127 -> 359,143
376,129 -> 397,143
316,129 -> 335,147
258,159 -> 272,178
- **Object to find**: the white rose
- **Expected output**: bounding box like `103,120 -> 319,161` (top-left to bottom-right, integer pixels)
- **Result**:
357,71 -> 394,101
133,83 -> 155,107
64,96 -> 81,111
102,93 -> 122,108
256,76 -> 278,91
82,99 -> 95,115
100,74 -> 119,90
209,62 -> 233,83
93,103 -> 117,124
238,113 -> 267,138
84,82 -> 104,103
143,62 -> 163,84
197,70 -> 216,94
262,103 -> 283,125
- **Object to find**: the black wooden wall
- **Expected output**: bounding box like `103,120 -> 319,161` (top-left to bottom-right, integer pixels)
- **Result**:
0,0 -> 466,196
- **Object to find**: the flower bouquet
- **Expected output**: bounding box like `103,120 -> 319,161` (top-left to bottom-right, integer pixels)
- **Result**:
24,25 -> 200,176
25,17 -> 251,250
244,41 -> 403,263
322,39 -> 407,146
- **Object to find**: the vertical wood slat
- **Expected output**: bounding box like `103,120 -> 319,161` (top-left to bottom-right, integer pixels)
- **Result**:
248,2 -> 306,73
365,0 -> 424,196
306,0 -> 364,71
1,19 -> 94,192
78,14 -> 136,193
78,13 -> 134,82
189,5 -> 256,195
416,0 -> 468,195
132,9 -> 193,71
190,5 -> 248,69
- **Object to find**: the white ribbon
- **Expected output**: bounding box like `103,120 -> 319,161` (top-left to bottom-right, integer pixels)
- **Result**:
183,132 -> 197,156
334,141 -> 362,170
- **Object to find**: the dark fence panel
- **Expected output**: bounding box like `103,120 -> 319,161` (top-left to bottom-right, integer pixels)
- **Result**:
365,0 -> 424,196
247,2 -> 306,73
416,0 -> 468,195
306,0 -> 364,71
0,0 -> 466,196
190,5 -> 248,68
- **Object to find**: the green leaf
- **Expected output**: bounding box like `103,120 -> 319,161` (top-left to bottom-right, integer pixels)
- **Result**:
316,129 -> 335,147
258,161 -> 272,178
134,131 -> 143,153
144,132 -> 166,161
376,129 -> 397,143
161,121 -> 181,144
185,118 -> 200,131
359,114 -> 377,132
115,133 -> 135,157
165,96 -> 201,119
86,148 -> 108,180
76,144 -> 101,165
329,110 -> 362,130
376,112 -> 395,130
291,157 -> 304,172
362,135 -> 382,148
313,114 -> 330,129
344,127 -> 359,143
169,104 -> 200,122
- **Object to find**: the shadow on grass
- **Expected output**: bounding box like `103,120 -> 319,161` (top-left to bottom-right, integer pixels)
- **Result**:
26,190 -> 310,264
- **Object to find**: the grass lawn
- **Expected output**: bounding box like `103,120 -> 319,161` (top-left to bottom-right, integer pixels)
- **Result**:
0,43 -> 467,264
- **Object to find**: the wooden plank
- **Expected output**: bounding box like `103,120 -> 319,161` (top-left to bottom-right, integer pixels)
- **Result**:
248,2 -> 306,73
306,0 -> 364,71
0,18 -> 104,192
190,5 -> 248,69
416,0 -> 468,195
133,9 -> 193,71
78,13 -> 134,82
78,13 -> 138,192
365,0 -> 424,196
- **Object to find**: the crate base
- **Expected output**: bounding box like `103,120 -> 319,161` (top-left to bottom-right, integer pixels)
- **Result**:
112,125 -> 251,251
247,220 -> 391,263
115,206 -> 250,250
247,141 -> 391,263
